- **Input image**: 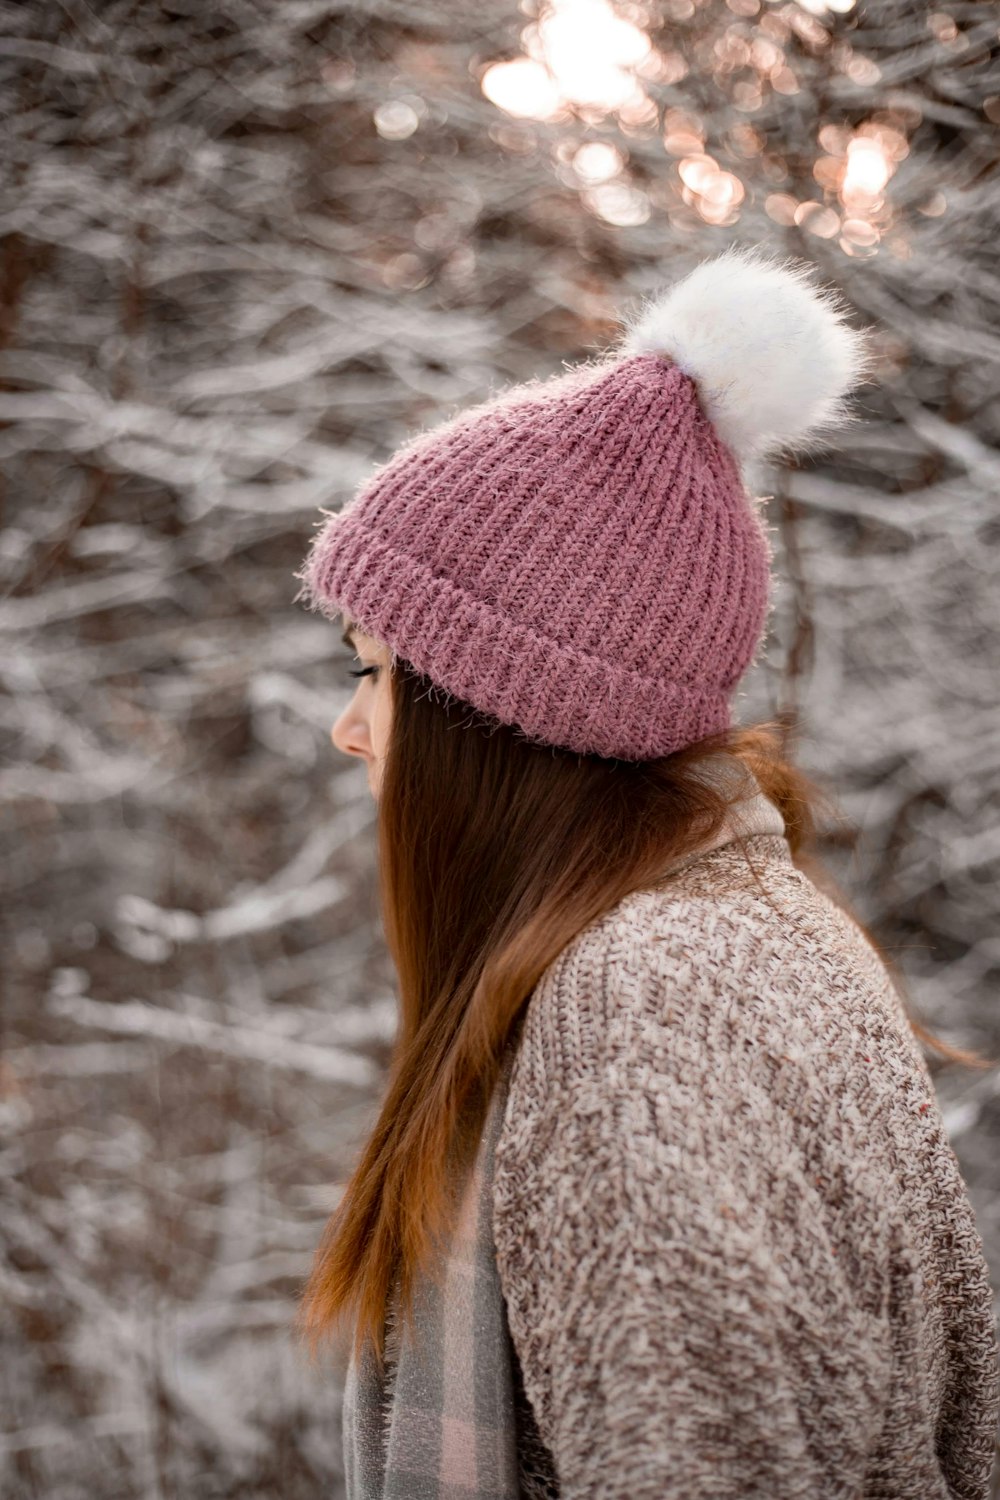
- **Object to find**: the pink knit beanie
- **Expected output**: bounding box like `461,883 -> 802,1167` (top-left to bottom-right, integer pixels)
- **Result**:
295,244 -> 873,761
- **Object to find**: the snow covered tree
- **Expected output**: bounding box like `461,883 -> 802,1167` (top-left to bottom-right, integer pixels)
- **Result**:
2,0 -> 998,1492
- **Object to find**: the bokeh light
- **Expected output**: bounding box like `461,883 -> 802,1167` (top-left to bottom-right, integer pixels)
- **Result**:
480,0 -> 654,122
481,58 -> 564,120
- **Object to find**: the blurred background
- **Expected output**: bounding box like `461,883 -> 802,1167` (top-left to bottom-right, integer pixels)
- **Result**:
2,0 -> 999,1494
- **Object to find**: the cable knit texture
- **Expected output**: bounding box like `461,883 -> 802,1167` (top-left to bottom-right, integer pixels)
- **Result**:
492,828 -> 1000,1499
294,350 -> 772,760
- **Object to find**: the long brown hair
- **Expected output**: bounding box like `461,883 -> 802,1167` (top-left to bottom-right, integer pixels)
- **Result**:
298,651 -> 990,1368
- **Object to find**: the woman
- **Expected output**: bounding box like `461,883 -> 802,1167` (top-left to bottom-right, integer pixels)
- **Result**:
294,245 -> 1000,1499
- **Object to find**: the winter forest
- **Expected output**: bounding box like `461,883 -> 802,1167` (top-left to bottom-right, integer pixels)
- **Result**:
2,0 -> 999,1493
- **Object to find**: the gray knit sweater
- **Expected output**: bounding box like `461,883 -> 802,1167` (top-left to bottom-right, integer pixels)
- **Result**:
491,808 -> 1000,1497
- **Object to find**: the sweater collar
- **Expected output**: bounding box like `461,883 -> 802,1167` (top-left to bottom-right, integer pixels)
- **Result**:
670,753 -> 788,870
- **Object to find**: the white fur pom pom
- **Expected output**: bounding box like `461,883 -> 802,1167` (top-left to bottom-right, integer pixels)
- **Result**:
620,244 -> 876,465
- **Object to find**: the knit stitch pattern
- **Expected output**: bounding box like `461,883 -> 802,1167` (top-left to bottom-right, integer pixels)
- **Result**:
492,832 -> 1000,1498
295,351 -> 773,761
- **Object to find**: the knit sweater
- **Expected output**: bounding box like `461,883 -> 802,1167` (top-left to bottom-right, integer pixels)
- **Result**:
491,801 -> 1000,1498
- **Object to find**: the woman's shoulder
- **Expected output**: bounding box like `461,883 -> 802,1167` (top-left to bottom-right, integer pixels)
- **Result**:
505,831 -> 923,1114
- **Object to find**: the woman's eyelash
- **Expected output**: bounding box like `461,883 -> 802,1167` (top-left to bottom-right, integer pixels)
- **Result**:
348,665 -> 378,679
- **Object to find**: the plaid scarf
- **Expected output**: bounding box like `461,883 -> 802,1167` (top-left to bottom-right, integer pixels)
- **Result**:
342,1038 -> 525,1499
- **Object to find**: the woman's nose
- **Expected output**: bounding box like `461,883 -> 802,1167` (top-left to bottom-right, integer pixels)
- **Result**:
330,704 -> 370,762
